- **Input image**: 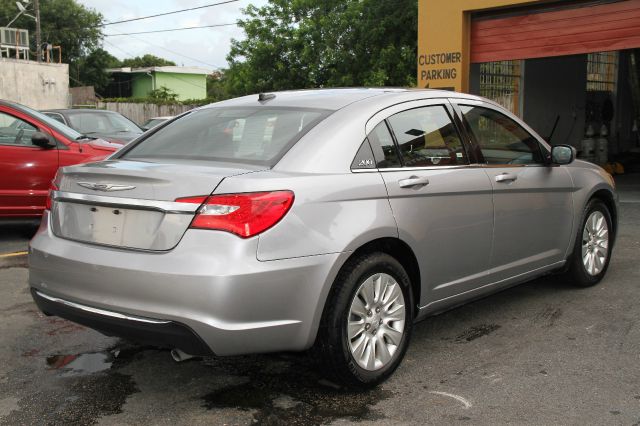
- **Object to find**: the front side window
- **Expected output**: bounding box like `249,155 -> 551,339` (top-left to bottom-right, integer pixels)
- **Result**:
387,106 -> 467,167
460,105 -> 543,165
0,112 -> 38,146
121,107 -> 330,166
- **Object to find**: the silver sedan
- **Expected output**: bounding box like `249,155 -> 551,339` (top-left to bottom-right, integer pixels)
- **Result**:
29,88 -> 617,387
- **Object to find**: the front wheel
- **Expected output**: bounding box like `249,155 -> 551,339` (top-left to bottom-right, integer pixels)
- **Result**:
314,252 -> 413,388
565,199 -> 613,287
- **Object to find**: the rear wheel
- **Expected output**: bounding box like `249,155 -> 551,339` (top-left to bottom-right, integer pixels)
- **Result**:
315,252 -> 413,388
565,199 -> 613,287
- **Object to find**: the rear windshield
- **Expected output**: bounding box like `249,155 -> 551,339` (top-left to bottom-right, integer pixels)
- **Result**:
67,112 -> 142,134
120,107 -> 331,166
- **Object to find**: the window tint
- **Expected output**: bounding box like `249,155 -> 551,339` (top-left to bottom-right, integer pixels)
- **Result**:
387,106 -> 467,167
67,112 -> 141,134
122,107 -> 330,166
460,105 -> 543,165
43,112 -> 63,124
16,104 -> 82,141
367,122 -> 401,168
0,112 -> 38,146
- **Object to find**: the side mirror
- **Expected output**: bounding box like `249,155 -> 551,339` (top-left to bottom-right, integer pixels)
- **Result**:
551,145 -> 575,165
31,131 -> 56,149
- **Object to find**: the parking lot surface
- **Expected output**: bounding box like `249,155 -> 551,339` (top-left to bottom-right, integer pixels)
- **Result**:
0,175 -> 639,425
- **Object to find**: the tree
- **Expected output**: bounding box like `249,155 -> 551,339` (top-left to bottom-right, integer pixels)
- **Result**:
75,48 -> 121,94
206,71 -> 230,101
121,54 -> 177,68
225,0 -> 418,96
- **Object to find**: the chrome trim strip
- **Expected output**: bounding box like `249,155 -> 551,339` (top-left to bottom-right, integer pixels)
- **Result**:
35,290 -> 171,324
379,164 -> 481,172
52,191 -> 201,213
353,164 -> 550,173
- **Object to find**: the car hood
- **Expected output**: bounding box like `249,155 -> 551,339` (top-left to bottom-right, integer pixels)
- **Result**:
91,131 -> 143,144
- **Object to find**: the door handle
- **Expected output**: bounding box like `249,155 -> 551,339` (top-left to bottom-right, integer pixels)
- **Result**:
398,176 -> 430,188
495,173 -> 518,183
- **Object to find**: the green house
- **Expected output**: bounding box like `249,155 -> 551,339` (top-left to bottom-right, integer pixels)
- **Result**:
105,66 -> 209,100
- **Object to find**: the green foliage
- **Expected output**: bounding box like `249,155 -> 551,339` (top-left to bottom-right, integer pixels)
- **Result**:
206,71 -> 231,101
120,54 -> 177,68
147,86 -> 179,102
100,97 -> 218,107
74,48 -> 120,93
225,0 -> 418,96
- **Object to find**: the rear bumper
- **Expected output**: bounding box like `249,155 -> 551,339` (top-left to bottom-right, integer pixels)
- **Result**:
31,288 -> 212,355
29,212 -> 349,355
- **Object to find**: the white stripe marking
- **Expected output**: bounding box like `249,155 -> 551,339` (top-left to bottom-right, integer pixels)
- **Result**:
429,391 -> 472,409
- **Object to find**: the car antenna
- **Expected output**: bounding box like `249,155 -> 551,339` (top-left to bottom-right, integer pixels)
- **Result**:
258,93 -> 276,102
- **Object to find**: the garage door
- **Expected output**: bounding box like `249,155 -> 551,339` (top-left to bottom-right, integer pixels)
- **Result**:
471,0 -> 640,63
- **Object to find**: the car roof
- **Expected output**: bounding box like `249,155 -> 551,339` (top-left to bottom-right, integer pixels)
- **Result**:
147,116 -> 173,120
202,88 -> 483,111
41,109 -> 120,114
0,99 -> 37,114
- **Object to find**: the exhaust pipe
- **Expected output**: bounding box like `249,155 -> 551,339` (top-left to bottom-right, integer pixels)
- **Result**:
170,348 -> 196,362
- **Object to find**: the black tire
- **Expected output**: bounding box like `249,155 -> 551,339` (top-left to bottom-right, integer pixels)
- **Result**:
565,199 -> 613,287
314,252 -> 414,388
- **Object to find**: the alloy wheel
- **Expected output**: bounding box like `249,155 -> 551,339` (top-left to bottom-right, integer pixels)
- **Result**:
581,210 -> 609,276
346,273 -> 406,371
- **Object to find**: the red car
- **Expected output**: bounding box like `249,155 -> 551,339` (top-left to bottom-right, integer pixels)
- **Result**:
0,100 -> 119,220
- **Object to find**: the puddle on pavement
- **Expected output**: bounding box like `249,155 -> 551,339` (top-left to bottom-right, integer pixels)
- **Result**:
47,351 -> 115,376
40,344 -> 391,424
201,354 -> 392,425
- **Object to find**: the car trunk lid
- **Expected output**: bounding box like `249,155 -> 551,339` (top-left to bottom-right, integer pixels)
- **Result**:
50,159 -> 265,251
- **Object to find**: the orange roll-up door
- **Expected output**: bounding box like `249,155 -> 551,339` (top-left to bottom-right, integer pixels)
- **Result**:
471,0 -> 640,63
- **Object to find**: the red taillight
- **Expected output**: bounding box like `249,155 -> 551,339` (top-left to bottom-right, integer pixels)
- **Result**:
176,191 -> 294,238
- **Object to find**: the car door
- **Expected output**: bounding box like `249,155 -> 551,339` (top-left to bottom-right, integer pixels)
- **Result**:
0,108 -> 59,218
453,100 -> 574,282
366,99 -> 495,308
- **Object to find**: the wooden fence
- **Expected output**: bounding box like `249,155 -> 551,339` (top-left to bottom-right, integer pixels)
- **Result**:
96,102 -> 200,125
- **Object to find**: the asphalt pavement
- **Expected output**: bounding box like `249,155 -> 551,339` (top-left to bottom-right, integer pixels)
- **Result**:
0,174 -> 639,425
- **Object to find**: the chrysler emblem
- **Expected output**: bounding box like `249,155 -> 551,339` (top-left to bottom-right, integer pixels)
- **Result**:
77,182 -> 136,192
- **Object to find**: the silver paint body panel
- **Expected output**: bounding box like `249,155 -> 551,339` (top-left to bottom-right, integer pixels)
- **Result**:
29,88 -> 617,355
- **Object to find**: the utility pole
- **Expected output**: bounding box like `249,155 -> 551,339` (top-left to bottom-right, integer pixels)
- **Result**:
34,0 -> 41,62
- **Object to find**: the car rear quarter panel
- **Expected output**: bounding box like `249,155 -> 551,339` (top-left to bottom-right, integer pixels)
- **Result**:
213,170 -> 399,261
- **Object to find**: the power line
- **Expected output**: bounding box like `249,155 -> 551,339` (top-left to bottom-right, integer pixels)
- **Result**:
123,33 -> 221,69
105,31 -> 220,69
104,22 -> 238,36
103,38 -> 138,58
101,0 -> 240,26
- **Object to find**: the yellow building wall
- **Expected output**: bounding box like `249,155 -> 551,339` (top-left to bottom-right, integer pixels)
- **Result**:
417,0 -> 541,92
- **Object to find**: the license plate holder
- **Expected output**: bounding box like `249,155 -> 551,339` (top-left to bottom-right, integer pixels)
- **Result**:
88,205 -> 128,245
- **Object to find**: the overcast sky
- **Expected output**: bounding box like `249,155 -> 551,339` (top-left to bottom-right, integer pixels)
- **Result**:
79,0 -> 268,71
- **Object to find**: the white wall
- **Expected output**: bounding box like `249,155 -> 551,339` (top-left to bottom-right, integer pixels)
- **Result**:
0,59 -> 69,109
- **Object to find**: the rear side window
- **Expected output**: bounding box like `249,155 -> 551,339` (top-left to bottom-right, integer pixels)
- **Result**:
367,122 -> 401,168
387,106 -> 467,167
121,107 -> 330,166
